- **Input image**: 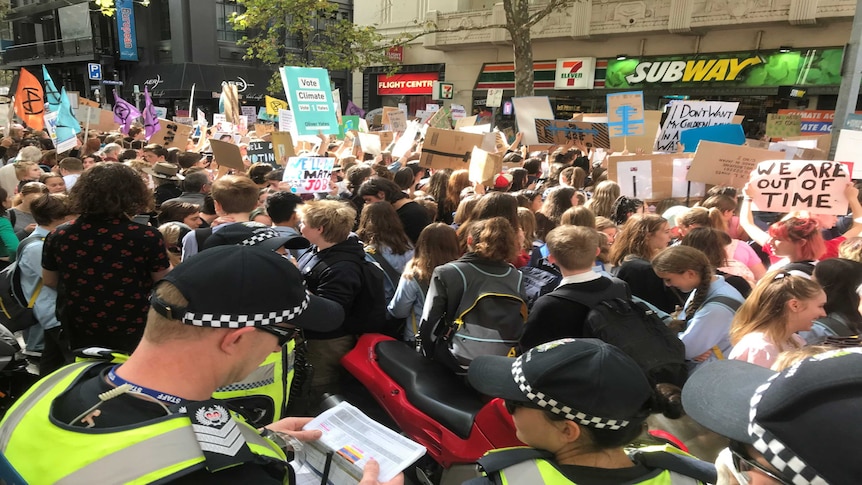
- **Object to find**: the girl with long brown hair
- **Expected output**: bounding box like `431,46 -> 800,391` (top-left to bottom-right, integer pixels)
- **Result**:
652,246 -> 745,368
357,201 -> 414,274
584,180 -> 620,219
728,271 -> 825,368
388,223 -> 461,342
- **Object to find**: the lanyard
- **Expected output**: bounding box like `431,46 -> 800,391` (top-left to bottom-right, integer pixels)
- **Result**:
107,365 -> 184,405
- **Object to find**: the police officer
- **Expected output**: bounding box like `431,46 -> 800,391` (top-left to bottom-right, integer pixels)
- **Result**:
465,338 -> 715,485
0,246 -> 402,484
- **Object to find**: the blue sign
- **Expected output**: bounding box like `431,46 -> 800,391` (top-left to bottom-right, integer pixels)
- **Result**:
680,124 -> 746,152
88,63 -> 102,81
606,91 -> 645,138
278,67 -> 338,136
116,0 -> 139,61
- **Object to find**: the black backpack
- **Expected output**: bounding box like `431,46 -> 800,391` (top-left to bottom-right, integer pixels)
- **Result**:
518,265 -> 561,310
549,281 -> 688,387
302,252 -> 388,335
0,236 -> 45,332
364,247 -> 407,338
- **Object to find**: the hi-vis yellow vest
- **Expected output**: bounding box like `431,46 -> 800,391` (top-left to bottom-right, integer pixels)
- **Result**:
0,362 -> 288,484
482,446 -> 705,485
212,339 -> 295,426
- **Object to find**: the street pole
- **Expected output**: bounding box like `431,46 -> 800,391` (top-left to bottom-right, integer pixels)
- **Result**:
830,0 -> 862,159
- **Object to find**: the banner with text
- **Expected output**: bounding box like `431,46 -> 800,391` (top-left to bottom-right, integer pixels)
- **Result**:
283,156 -> 335,193
656,101 -> 738,152
749,160 -> 850,215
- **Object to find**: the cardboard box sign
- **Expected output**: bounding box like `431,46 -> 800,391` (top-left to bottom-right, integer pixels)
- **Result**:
610,110 -> 661,154
271,131 -> 296,166
386,110 -> 407,133
607,153 -> 690,201
749,160 -> 850,215
149,119 -> 193,150
420,127 -> 487,170
765,114 -> 802,139
534,119 -> 610,149
378,131 -> 394,150
210,139 -> 245,171
688,141 -> 778,188
254,123 -> 275,136
468,146 -> 503,185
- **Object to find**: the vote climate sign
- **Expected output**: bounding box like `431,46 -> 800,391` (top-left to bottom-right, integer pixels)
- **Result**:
279,67 -> 338,136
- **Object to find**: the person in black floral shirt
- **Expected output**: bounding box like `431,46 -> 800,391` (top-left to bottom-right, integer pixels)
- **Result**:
43,163 -> 171,355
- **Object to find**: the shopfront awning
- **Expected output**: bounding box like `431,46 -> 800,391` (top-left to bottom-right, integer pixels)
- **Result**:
126,63 -> 275,100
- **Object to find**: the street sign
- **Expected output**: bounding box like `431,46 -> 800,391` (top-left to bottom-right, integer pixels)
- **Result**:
88,63 -> 102,81
102,80 -> 124,86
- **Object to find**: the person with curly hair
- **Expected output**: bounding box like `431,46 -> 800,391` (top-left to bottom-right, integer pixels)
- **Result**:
42,163 -> 171,355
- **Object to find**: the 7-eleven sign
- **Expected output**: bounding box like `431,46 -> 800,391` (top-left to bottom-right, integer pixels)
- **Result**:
554,58 -> 596,90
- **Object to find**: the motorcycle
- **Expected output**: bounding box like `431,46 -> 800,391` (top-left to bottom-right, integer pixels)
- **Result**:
340,333 -> 523,485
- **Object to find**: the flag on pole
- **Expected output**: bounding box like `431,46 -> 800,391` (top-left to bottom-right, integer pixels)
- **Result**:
57,87 -> 81,135
265,95 -> 288,116
113,89 -> 140,134
143,87 -> 160,140
42,65 -> 61,113
13,68 -> 44,130
345,100 -> 365,118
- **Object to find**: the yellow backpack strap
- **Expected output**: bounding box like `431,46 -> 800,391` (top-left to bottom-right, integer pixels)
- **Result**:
26,281 -> 42,309
712,346 -> 725,360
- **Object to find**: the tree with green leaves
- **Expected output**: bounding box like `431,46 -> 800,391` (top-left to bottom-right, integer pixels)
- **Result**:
230,0 -> 401,93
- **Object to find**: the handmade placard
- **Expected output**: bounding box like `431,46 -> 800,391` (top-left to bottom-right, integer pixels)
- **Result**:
534,119 -> 610,149
656,101 -> 738,152
248,140 -> 276,167
283,157 -> 335,194
688,141 -> 776,188
749,160 -> 850,215
607,91 -> 645,138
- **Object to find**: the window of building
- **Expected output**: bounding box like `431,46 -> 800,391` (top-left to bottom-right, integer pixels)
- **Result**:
216,0 -> 243,42
160,0 -> 171,41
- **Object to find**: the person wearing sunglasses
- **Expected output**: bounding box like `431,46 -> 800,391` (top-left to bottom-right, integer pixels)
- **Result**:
683,347 -> 862,485
0,246 -> 402,484
465,338 -> 716,484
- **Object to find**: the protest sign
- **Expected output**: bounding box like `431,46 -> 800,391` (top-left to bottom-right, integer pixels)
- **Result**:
332,89 -> 342,122
378,131 -> 394,150
607,92 -> 645,138
153,106 -> 168,119
241,106 -> 257,119
44,111 -> 77,153
534,120 -> 610,149
278,66 -> 339,135
173,116 -> 194,126
278,109 -> 298,139
607,153 -> 678,201
357,132 -> 382,156
210,139 -> 245,171
271,131 -> 296,165
745,138 -> 770,149
426,107 -> 453,130
486,89 -> 503,108
149,119 -> 192,149
382,107 -> 399,125
512,97 -> 554,145
679,124 -> 746,152
835,129 -> 862,178
468,146 -> 502,185
420,127 -> 486,170
609,110 -> 661,154
781,134 -> 831,154
688,141 -> 776,187
749,160 -> 850,214
656,101 -> 738,152
254,123 -> 275,136
458,124 -> 492,134
777,109 -> 834,135
283,156 -> 335,194
392,121 -> 420,158
671,157 -> 705,199
766,114 -> 802,138
426,104 -> 440,112
455,116 -> 477,129
78,97 -> 99,109
387,110 -> 407,133
451,104 -> 467,120
248,140 -> 276,167
844,113 -> 862,131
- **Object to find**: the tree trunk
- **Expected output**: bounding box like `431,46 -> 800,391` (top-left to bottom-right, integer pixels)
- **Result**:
506,0 -> 534,97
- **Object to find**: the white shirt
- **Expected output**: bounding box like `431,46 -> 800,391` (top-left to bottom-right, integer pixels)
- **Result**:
558,271 -> 602,288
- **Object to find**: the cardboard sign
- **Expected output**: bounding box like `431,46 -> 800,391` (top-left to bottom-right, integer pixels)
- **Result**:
278,66 -> 338,135
656,101 -> 739,152
78,98 -> 99,109
392,121 -> 420,158
607,153 -> 679,201
378,131 -> 394,150
749,160 -> 850,215
210,139 -> 245,171
486,89 -> 503,108
512,96 -> 554,145
278,109 -> 298,139
426,107 -> 453,130
688,141 -> 777,187
609,110 -> 662,154
834,129 -> 862,178
455,116 -> 477,129
382,107 -> 400,125
468,146 -> 503,185
534,120 -> 610,149
420,127 -> 487,170
777,109 -> 834,135
149,119 -> 192,149
766,114 -> 802,138
745,138 -> 770,149
271,131 -> 296,165
357,132 -> 382,156
607,92 -> 645,137
283,157 -> 335,193
679,124 -> 746,152
387,110 -> 407,133
671,157 -> 705,198
782,134 -> 831,155
338,115 -> 361,140
248,140 -> 276,167
254,123 -> 275,136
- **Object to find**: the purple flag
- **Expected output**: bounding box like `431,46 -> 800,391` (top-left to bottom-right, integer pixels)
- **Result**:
345,100 -> 365,119
143,87 -> 161,140
113,89 -> 141,135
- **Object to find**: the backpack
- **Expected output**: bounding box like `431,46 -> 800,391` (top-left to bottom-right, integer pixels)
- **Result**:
431,262 -> 528,374
0,236 -> 45,332
518,265 -> 562,310
303,251 -> 388,335
364,247 -> 406,338
550,280 -> 688,387
692,295 -> 743,360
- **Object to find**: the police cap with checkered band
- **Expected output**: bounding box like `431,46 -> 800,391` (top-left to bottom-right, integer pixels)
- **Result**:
468,338 -> 653,430
151,245 -> 343,331
683,348 -> 862,485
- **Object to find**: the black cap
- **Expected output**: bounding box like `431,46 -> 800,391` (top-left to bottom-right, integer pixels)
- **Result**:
152,245 -> 343,331
468,338 -> 652,430
683,349 -> 862,484
202,221 -> 310,251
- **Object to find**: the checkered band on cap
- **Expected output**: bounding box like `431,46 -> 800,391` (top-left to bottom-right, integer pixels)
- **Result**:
748,372 -> 828,485
182,294 -> 309,328
242,230 -> 278,246
510,355 -> 630,430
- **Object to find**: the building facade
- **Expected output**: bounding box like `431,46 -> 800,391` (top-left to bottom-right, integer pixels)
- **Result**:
354,0 -> 856,134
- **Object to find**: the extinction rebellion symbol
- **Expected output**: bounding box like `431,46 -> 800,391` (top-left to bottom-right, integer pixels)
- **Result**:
22,88 -> 43,116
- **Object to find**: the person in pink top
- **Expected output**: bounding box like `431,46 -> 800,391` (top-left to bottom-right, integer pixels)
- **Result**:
728,270 -> 826,368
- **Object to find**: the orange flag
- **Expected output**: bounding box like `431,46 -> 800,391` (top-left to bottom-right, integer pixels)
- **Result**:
14,68 -> 44,130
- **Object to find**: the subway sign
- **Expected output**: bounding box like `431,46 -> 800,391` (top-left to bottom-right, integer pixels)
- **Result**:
603,48 -> 843,89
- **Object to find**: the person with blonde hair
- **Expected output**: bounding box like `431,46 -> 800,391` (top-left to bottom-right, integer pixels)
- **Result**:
560,205 -> 596,228
680,206 -> 766,281
728,271 -> 826,368
584,180 -> 620,219
653,246 -> 744,368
